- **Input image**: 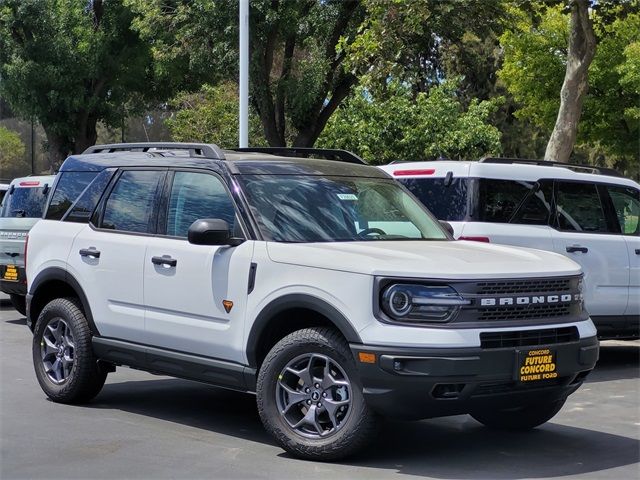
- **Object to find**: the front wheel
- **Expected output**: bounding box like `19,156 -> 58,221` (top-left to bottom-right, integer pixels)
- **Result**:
32,297 -> 107,404
471,398 -> 566,430
256,327 -> 378,461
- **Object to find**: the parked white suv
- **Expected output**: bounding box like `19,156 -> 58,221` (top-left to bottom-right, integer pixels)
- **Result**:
381,159 -> 640,340
26,144 -> 598,460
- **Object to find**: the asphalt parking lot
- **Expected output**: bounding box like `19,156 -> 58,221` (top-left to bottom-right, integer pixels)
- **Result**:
1,294 -> 638,480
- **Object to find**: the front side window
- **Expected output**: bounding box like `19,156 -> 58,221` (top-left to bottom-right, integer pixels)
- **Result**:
399,177 -> 469,221
240,175 -> 447,242
555,182 -> 610,233
166,172 -> 236,238
101,170 -> 164,233
607,185 -> 640,236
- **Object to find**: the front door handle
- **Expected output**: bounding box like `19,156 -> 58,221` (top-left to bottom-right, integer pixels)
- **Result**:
151,255 -> 177,267
79,248 -> 100,259
566,245 -> 588,253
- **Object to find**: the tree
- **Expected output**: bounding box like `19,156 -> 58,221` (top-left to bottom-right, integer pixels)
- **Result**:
499,2 -> 639,175
0,126 -> 28,179
127,0 -> 366,147
166,82 -> 266,147
0,0 -> 166,169
545,0 -> 596,162
318,82 -> 502,164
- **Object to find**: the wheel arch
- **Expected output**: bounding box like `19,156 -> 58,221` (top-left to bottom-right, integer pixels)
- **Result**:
28,267 -> 98,335
246,294 -> 362,369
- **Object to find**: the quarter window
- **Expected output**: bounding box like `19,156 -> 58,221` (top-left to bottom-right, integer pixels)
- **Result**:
477,179 -> 539,224
555,182 -> 610,233
101,170 -> 164,233
607,185 -> 640,236
166,172 -> 236,238
46,172 -> 97,220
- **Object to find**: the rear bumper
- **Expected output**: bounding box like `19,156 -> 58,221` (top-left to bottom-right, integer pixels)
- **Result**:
0,265 -> 26,296
350,335 -> 599,420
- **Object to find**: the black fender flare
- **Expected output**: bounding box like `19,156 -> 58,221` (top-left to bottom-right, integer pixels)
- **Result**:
245,293 -> 362,368
28,267 -> 99,335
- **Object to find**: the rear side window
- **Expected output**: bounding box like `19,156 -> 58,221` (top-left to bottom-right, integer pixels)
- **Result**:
607,185 -> 639,236
399,177 -> 469,221
477,179 -> 534,223
101,170 -> 165,233
555,182 -> 611,233
46,172 -> 98,220
0,185 -> 49,218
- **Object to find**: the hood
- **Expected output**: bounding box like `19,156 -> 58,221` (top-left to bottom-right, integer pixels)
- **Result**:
266,240 -> 581,279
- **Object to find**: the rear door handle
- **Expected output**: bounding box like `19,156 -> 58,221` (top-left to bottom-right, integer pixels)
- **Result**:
566,246 -> 588,253
151,255 -> 177,267
635,249 -> 640,255
79,248 -> 100,258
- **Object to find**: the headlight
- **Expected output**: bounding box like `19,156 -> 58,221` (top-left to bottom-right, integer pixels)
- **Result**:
380,284 -> 469,323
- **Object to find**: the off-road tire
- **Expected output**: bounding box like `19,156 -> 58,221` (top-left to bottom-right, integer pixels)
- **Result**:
257,327 -> 378,461
32,297 -> 107,404
9,294 -> 26,316
471,398 -> 566,430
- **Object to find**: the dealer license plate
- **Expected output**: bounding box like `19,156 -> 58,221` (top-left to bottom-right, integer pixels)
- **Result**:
517,348 -> 558,383
3,265 -> 18,282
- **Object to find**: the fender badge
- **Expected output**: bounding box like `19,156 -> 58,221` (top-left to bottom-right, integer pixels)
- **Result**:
222,300 -> 233,313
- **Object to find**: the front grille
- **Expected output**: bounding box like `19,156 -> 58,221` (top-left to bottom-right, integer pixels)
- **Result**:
478,304 -> 572,321
476,278 -> 571,295
473,377 -> 566,396
480,326 -> 579,349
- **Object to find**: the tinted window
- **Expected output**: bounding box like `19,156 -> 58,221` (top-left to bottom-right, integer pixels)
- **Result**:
0,186 -> 49,218
511,181 -> 553,225
66,169 -> 116,223
400,178 -> 469,221
477,179 -> 534,223
46,172 -> 98,220
555,182 -> 610,233
240,175 -> 447,242
607,185 -> 639,236
166,172 -> 236,238
101,170 -> 164,233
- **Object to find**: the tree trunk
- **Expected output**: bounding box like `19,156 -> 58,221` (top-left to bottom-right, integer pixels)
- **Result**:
42,126 -> 72,173
544,0 -> 596,163
74,112 -> 99,155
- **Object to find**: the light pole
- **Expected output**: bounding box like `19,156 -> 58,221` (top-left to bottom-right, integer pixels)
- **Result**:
239,0 -> 249,148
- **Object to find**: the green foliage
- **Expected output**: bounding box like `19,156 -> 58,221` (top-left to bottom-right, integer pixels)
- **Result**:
0,126 -> 28,178
499,3 -> 640,174
166,83 -> 266,148
318,82 -> 502,164
0,0 -> 165,164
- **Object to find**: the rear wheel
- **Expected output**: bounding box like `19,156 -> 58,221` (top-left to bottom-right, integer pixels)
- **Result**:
257,327 -> 378,461
471,398 -> 566,430
9,294 -> 26,316
32,297 -> 107,404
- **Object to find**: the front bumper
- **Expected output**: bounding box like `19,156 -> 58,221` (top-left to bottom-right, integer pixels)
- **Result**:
0,264 -> 26,296
350,335 -> 599,420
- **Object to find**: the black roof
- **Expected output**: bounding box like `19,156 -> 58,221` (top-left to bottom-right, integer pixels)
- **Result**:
61,143 -> 388,178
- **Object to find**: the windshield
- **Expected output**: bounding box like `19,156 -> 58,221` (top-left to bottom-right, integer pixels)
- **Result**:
240,175 -> 448,242
0,187 -> 48,218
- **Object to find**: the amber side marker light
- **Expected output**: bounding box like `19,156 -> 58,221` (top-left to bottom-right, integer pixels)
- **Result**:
358,352 -> 376,364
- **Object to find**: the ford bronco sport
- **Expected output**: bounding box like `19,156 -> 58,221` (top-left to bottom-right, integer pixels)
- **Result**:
26,143 -> 598,460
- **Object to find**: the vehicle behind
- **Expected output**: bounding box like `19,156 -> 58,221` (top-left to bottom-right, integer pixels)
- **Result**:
0,176 -> 55,314
380,159 -> 640,339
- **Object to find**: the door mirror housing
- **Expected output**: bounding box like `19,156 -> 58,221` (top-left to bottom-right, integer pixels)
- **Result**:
439,220 -> 455,237
187,219 -> 244,246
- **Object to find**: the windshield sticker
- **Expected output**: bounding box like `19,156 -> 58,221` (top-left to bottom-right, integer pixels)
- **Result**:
337,193 -> 358,201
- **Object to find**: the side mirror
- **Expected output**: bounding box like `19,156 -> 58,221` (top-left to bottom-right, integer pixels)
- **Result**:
439,220 -> 455,237
187,219 -> 244,246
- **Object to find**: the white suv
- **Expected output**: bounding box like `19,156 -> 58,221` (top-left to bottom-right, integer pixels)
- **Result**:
381,159 -> 640,340
26,144 -> 598,460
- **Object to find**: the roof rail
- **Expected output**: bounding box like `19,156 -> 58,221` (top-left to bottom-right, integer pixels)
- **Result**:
232,147 -> 366,165
83,142 -> 226,160
479,157 -> 623,178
